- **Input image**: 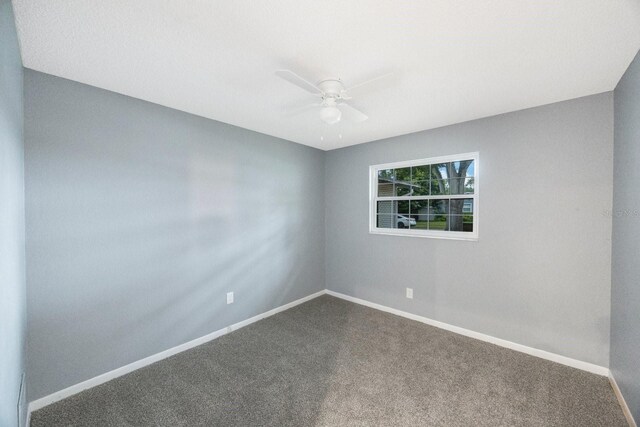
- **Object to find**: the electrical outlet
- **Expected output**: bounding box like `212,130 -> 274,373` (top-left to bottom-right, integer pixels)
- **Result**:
406,288 -> 413,299
227,292 -> 234,304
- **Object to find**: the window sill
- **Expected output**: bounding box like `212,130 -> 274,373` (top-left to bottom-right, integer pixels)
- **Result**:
369,229 -> 478,241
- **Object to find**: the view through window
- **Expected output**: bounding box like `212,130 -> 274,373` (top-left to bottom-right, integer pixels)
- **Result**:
370,153 -> 479,240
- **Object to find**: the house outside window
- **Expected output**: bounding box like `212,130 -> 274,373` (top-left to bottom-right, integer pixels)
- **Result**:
369,152 -> 479,240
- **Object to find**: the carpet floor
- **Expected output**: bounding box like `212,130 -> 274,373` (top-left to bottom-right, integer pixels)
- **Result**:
31,295 -> 627,426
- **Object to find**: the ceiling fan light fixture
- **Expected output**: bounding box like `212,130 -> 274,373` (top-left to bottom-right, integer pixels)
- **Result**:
320,106 -> 341,124
276,69 -> 373,125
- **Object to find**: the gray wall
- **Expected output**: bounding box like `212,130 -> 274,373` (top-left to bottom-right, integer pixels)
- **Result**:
21,65 -> 622,403
0,0 -> 26,425
24,70 -> 325,400
611,49 -> 640,422
325,93 -> 614,366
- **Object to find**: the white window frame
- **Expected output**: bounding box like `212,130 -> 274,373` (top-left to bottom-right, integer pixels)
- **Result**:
369,152 -> 479,241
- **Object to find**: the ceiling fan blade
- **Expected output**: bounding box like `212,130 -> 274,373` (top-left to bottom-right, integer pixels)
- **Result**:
338,103 -> 368,123
343,72 -> 394,96
284,103 -> 320,117
275,70 -> 323,95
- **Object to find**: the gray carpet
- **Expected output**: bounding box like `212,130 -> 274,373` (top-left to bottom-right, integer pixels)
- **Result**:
31,295 -> 627,426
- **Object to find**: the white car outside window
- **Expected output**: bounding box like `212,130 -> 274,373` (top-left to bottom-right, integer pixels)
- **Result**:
396,215 -> 416,228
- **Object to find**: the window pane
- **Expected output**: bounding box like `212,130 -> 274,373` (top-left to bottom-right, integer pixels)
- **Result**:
464,198 -> 474,214
377,169 -> 394,197
376,214 -> 396,229
449,178 -> 466,195
451,160 -> 474,178
464,214 -> 474,232
377,214 -> 416,229
429,215 -> 448,230
410,200 -> 429,216
429,199 -> 449,215
397,200 -> 410,214
412,181 -> 429,196
450,215 -> 473,232
394,214 -> 414,229
432,162 -> 450,179
411,165 -> 430,182
395,183 -> 411,196
449,199 -> 464,215
377,201 -> 395,215
465,160 -> 475,177
449,198 -> 473,216
378,182 -> 393,196
392,167 -> 411,196
431,179 -> 450,195
410,200 -> 429,230
395,167 -> 411,182
464,177 -> 474,194
449,215 -> 464,232
378,169 -> 394,180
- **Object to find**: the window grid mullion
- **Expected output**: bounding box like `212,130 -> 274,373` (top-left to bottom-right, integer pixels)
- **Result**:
375,194 -> 475,201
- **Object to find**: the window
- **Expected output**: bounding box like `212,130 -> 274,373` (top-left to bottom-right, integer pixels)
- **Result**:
369,152 -> 479,240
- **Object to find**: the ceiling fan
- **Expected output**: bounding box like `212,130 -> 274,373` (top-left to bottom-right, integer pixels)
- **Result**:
275,69 -> 391,125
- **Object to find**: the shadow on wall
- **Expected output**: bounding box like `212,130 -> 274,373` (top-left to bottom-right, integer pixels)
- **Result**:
26,101 -> 323,401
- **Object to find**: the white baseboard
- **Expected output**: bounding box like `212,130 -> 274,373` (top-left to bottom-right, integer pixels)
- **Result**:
28,287 -> 616,425
609,372 -> 637,427
325,290 -> 609,376
27,289 -> 326,420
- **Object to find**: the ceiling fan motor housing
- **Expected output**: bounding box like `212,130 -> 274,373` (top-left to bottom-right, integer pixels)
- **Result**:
317,79 -> 345,97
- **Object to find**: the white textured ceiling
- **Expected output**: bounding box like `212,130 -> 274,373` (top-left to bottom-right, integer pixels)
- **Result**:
13,1 -> 640,150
